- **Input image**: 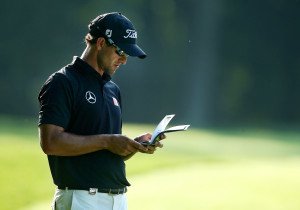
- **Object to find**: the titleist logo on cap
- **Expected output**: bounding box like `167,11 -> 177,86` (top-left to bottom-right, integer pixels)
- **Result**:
124,29 -> 137,38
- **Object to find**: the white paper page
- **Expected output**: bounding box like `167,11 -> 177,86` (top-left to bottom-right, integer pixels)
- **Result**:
149,114 -> 175,144
163,125 -> 190,132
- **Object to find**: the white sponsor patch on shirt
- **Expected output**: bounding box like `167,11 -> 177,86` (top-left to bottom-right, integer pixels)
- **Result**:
112,97 -> 119,106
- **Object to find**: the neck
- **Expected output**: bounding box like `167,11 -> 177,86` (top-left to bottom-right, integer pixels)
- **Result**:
80,46 -> 104,75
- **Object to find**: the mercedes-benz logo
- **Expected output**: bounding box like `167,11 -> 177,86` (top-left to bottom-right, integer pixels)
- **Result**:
85,91 -> 96,104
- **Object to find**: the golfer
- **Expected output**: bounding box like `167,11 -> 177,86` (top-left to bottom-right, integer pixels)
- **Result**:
38,12 -> 164,210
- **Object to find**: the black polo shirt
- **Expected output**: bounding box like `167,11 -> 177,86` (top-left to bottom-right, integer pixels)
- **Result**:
38,57 -> 130,189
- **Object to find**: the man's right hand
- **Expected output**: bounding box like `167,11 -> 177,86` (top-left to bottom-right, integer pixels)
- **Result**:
106,135 -> 148,156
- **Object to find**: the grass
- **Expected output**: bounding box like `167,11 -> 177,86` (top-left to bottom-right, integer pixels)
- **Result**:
0,117 -> 300,210
128,161 -> 300,210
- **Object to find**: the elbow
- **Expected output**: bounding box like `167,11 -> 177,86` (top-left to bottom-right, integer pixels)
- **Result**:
40,138 -> 55,155
39,124 -> 64,155
39,131 -> 59,155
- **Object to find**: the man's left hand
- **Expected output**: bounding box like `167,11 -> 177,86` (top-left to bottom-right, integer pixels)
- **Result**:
134,133 -> 165,154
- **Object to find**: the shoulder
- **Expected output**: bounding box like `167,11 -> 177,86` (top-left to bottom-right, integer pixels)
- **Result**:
44,64 -> 80,88
105,80 -> 121,96
39,65 -> 81,100
106,80 -> 120,91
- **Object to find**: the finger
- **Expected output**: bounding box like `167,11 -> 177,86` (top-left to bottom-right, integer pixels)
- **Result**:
131,140 -> 148,152
148,145 -> 156,151
155,141 -> 163,148
144,133 -> 152,139
159,133 -> 166,140
140,146 -> 155,154
136,133 -> 152,142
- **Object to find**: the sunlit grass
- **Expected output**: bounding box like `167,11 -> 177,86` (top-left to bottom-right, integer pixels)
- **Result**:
128,160 -> 300,210
0,135 -> 53,210
1,118 -> 300,210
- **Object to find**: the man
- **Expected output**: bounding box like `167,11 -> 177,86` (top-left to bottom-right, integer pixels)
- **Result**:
38,12 -> 164,210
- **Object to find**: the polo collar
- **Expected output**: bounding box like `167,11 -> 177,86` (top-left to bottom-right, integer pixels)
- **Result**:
72,56 -> 112,82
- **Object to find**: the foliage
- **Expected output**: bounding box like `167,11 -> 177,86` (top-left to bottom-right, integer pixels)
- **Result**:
1,1 -> 300,126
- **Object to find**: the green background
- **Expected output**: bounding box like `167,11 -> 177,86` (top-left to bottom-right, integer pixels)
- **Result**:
1,0 -> 300,126
1,117 -> 299,210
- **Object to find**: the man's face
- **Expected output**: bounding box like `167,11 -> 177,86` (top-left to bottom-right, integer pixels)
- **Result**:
97,41 -> 128,76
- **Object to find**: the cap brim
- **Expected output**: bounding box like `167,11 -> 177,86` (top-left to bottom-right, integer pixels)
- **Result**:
118,43 -> 147,59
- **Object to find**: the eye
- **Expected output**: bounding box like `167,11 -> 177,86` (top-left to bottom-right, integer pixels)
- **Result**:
118,50 -> 129,57
106,38 -> 128,57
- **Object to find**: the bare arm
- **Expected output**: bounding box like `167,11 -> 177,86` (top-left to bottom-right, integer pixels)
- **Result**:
39,124 -> 148,156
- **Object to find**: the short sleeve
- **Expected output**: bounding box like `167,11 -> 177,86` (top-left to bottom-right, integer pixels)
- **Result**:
38,72 -> 73,129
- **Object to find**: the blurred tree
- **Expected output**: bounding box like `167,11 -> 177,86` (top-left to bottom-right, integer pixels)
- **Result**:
217,0 -> 300,125
0,0 -> 299,127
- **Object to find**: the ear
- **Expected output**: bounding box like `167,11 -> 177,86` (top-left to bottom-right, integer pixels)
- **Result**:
96,37 -> 106,50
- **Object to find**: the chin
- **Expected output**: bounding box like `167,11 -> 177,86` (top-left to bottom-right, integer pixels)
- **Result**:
104,68 -> 114,76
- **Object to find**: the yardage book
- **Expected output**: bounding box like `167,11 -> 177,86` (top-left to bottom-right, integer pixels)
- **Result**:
141,114 -> 190,146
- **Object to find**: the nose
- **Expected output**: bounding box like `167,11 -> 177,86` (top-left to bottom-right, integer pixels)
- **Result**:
119,55 -> 127,65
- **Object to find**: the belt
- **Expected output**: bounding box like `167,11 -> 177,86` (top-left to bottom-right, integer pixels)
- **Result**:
58,187 -> 127,195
